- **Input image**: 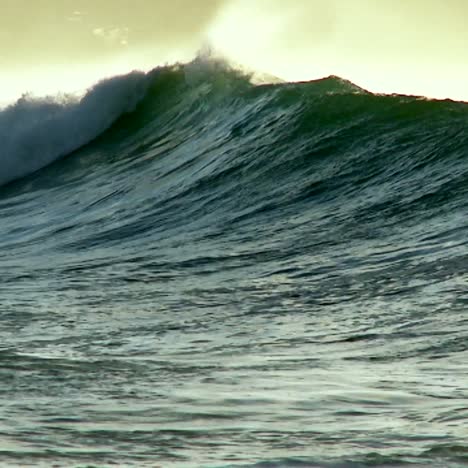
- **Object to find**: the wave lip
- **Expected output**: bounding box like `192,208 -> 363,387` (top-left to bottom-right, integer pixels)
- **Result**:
0,70 -> 149,187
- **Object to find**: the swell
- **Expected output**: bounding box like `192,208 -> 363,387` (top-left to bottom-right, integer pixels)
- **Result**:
1,59 -> 468,233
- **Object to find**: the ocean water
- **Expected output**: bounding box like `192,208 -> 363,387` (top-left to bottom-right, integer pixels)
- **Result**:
0,59 -> 467,467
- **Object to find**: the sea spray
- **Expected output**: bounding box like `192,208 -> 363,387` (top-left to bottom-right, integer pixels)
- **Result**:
0,71 -> 148,186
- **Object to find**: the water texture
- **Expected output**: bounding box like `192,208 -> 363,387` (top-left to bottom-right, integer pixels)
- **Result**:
0,60 -> 467,467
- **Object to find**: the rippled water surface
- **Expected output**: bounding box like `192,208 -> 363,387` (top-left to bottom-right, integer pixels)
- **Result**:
0,62 -> 467,467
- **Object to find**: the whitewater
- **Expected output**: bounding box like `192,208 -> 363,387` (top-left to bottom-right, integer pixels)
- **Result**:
0,59 -> 467,467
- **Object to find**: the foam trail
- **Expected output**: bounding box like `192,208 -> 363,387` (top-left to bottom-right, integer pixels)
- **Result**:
0,71 -> 149,187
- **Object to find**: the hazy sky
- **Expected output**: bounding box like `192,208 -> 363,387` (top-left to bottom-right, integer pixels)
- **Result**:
2,0 -> 468,102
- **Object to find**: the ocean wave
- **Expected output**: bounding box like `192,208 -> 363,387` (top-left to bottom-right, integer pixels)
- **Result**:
0,58 -> 467,467
3,58 -> 468,193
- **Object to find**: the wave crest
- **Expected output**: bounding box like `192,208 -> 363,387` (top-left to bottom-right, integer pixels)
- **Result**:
0,71 -> 149,186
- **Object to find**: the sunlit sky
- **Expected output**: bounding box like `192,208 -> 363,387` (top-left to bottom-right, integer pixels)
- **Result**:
2,0 -> 468,104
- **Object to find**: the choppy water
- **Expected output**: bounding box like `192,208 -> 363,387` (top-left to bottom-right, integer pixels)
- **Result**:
0,60 -> 467,467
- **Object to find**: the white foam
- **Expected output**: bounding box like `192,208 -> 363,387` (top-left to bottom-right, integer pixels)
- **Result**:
0,71 -> 149,187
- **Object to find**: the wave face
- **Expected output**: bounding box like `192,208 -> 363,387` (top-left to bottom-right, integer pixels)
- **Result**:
0,60 -> 467,467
